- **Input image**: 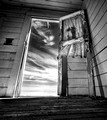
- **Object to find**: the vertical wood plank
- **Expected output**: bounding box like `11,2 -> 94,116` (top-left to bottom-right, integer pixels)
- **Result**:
84,0 -> 107,97
61,56 -> 68,96
6,15 -> 31,97
90,0 -> 105,24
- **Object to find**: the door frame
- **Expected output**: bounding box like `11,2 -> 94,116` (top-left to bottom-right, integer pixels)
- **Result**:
17,17 -> 59,97
9,10 -> 94,97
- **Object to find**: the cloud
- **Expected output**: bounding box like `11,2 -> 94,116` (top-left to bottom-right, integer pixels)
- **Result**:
21,20 -> 59,97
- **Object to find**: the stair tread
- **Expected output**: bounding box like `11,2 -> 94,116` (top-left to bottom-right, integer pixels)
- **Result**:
0,96 -> 107,119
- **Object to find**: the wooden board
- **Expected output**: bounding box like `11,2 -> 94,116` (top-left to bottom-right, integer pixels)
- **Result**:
68,71 -> 87,79
0,69 -> 11,77
87,0 -> 94,14
0,88 -> 7,96
6,16 -> 31,96
92,12 -> 107,38
68,78 -> 88,87
93,48 -> 107,65
0,52 -> 15,60
93,35 -> 107,55
3,17 -> 24,23
95,86 -> 107,97
92,24 -> 107,47
0,32 -> 20,39
91,1 -> 107,31
85,0 -> 91,8
0,60 -> 13,68
2,21 -> 23,28
67,57 -> 86,63
61,56 -> 68,96
90,0 -> 105,24
68,62 -> 86,71
0,45 -> 17,52
0,27 -> 22,33
4,12 -> 25,18
94,73 -> 107,86
0,78 -> 8,87
68,87 -> 89,95
88,0 -> 98,18
93,60 -> 107,76
0,6 -> 27,14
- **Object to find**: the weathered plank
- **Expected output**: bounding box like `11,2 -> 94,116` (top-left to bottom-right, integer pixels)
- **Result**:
91,1 -> 107,31
95,86 -> 107,97
0,69 -> 11,77
0,45 -> 17,52
0,88 -> 7,96
20,0 -> 81,9
0,60 -> 13,68
85,0 -> 91,8
93,60 -> 107,76
27,7 -> 72,19
90,0 -> 105,24
88,0 -> 98,18
0,6 -> 27,14
94,73 -> 107,86
0,52 -> 15,60
68,62 -> 87,71
4,12 -> 25,18
3,17 -> 24,23
0,32 -> 20,38
0,78 -> 8,87
92,12 -> 107,38
68,78 -> 88,87
93,48 -> 107,65
6,15 -> 31,96
93,35 -> 107,55
1,96 -> 107,119
0,27 -> 22,33
87,0 -> 94,14
68,87 -> 89,95
68,71 -> 87,79
67,57 -> 86,63
2,21 -> 23,28
92,24 -> 107,46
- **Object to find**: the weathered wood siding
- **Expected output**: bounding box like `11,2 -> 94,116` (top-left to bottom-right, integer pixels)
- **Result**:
0,6 -> 27,97
84,0 -> 107,97
0,5 -> 71,97
67,57 -> 89,95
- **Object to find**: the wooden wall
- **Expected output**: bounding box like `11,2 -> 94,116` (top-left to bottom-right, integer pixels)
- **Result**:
84,0 -> 107,97
0,5 -> 28,97
0,4 -> 69,97
67,57 -> 88,95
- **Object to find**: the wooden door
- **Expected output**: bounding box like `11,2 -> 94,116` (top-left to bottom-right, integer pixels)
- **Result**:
58,11 -> 91,96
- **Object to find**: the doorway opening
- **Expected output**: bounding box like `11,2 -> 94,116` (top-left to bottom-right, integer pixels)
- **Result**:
20,18 -> 60,97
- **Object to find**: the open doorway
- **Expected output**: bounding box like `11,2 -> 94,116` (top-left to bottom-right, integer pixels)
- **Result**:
17,10 -> 91,98
20,18 -> 60,97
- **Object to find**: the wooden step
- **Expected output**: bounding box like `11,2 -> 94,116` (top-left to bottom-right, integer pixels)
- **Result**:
0,96 -> 107,120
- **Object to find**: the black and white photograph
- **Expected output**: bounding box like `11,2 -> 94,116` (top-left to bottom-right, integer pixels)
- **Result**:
0,0 -> 107,119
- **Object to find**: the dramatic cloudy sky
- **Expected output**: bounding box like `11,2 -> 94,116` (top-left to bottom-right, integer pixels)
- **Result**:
20,19 -> 60,96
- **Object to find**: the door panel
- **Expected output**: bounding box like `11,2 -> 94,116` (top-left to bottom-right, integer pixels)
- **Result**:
58,10 -> 92,96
